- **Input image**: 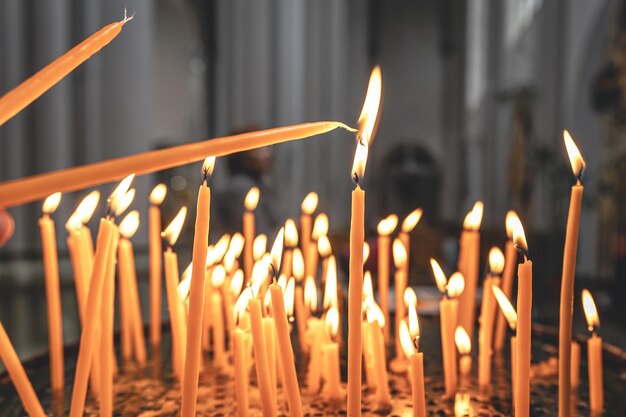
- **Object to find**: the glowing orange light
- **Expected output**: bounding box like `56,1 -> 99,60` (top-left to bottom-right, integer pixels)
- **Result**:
177,273 -> 191,302
119,210 -> 140,239
161,206 -> 187,246
202,156 -> 216,179
114,188 -> 135,217
292,248 -> 304,280
489,247 -> 505,275
357,66 -> 382,146
455,326 -> 471,355
363,241 -> 370,264
228,232 -> 245,258
150,183 -> 167,205
251,259 -> 269,293
407,300 -> 419,338
365,300 -> 385,328
582,289 -> 599,331
206,234 -> 231,267
563,130 -> 586,179
253,234 -> 267,261
244,187 -> 260,211
109,174 -> 135,212
463,201 -> 483,231
454,393 -> 471,417
284,277 -> 296,317
399,320 -> 415,358
233,287 -> 253,324
325,306 -> 339,339
270,228 -> 284,275
230,269 -> 244,298
505,210 -> 519,240
492,286 -> 517,330
285,219 -> 299,247
301,192 -> 318,215
211,265 -> 226,288
402,208 -> 423,233
351,139 -> 369,184
42,192 -> 62,214
317,235 -> 332,258
323,255 -> 338,309
404,287 -> 417,308
304,276 -> 318,313
74,190 -> 100,225
312,213 -> 329,240
377,214 -> 398,236
430,258 -> 448,294
447,272 -> 465,299
393,238 -> 407,268
511,217 -> 528,253
363,271 -> 374,302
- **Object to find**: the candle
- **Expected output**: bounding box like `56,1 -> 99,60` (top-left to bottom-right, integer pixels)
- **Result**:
243,187 -> 259,282
361,272 -> 376,390
377,214 -> 398,342
511,218 -> 532,417
398,208 -> 422,252
282,218 -> 298,278
300,192 -> 318,262
181,157 -> 215,417
322,306 -> 343,400
366,302 -> 391,407
293,248 -> 309,352
455,327 -> 472,380
262,312 -> 277,407
149,183 -> 167,348
582,289 -> 603,413
232,290 -> 252,417
391,238 -> 408,372
118,211 -> 135,361
571,341 -> 580,389
69,175 -> 133,417
210,266 -> 228,369
492,285 -> 518,402
308,213 -> 329,279
0,321 -> 46,417
39,192 -> 64,392
457,201 -> 483,341
430,259 -> 464,398
478,247 -> 504,389
558,130 -> 586,417
494,210 -> 519,351
317,235 -> 332,283
162,207 -> 188,378
0,122 -> 354,208
306,315 -> 325,394
0,14 -> 132,127
249,295 -> 276,417
399,298 -> 426,417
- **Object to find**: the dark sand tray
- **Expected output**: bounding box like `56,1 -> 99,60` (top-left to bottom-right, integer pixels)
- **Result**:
0,318 -> 624,416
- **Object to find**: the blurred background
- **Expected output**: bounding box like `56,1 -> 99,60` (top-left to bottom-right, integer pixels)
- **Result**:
0,0 -> 625,357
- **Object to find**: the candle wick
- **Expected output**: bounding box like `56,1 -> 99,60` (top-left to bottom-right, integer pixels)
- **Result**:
413,336 -> 420,353
121,8 -> 135,24
514,243 -> 528,263
352,172 -> 361,189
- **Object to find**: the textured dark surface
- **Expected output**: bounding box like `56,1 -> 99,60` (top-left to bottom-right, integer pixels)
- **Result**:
0,318 -> 624,416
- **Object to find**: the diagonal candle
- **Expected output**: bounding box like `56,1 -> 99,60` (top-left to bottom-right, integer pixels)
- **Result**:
492,285 -> 518,403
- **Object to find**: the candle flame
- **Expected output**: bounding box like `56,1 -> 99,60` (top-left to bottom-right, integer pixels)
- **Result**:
401,208 -> 423,233
323,255 -> 338,309
292,248 -> 305,280
270,228 -> 284,275
407,300 -> 419,338
430,258 -> 448,294
285,219 -> 299,247
404,287 -> 417,308
582,289 -> 599,330
161,206 -> 187,246
365,299 -> 385,328
202,156 -> 216,179
177,273 -> 191,302
325,306 -> 339,339
114,188 -> 135,217
109,174 -> 135,211
399,320 -> 415,358
447,272 -> 465,298
393,238 -> 407,268
563,130 -> 586,179
251,258 -> 269,292
463,201 -> 484,231
233,287 -> 253,325
511,217 -> 528,252
351,139 -> 369,185
312,213 -> 329,240
301,192 -> 318,215
455,326 -> 471,355
277,273 -> 287,292
73,190 -> 100,225
489,247 -> 505,275
492,286 -> 517,330
363,241 -> 370,264
224,250 -> 237,273
211,265 -> 226,288
357,66 -> 382,146
230,269 -> 244,298
318,235 -> 332,258
42,192 -> 62,214
505,210 -> 520,240
228,232 -> 245,257
304,276 -> 318,313
377,214 -> 398,236
244,187 -> 260,211
363,271 -> 374,301
263,289 -> 272,312
66,214 -> 82,231
149,184 -> 167,206
206,234 -> 231,267
119,210 -> 140,239
283,277 -> 296,317
454,393 -> 471,417
253,234 -> 267,261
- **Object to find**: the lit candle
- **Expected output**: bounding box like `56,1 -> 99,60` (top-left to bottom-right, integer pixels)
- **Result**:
308,213 -> 329,279
292,248 -> 309,352
492,285 -> 518,403
478,247 -> 504,389
149,183 -> 167,348
399,298 -> 426,417
398,208 -> 422,254
494,210 -> 519,351
181,156 -> 215,417
243,187 -> 259,282
300,192 -> 318,262
362,271 -> 377,390
457,201 -> 483,341
39,192 -> 64,392
210,265 -> 228,369
232,289 -> 252,417
582,289 -> 603,413
455,327 -> 472,381
0,321 -> 46,417
391,238 -> 408,372
511,218 -> 532,417
430,259 -> 464,398
305,276 -> 325,394
377,214 -> 398,342
162,206 -> 188,378
322,306 -> 343,400
0,14 -> 132,127
348,66 -> 381,417
282,218 -> 298,279
571,341 -> 580,389
365,301 -> 391,407
558,130 -> 586,417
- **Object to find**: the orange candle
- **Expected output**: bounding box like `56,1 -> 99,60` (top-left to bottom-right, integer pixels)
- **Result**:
162,207 -> 188,378
430,259 -> 464,398
582,290 -> 603,413
478,247 -> 504,388
306,316 -> 326,394
308,213 -> 328,279
300,192 -> 318,262
398,208 -> 422,254
149,184 -> 167,348
317,235 -> 332,283
0,321 -> 46,417
243,187 -> 259,282
571,341 -> 580,389
512,219 -> 532,417
455,326 -> 472,380
232,308 -> 250,417
494,211 -> 519,351
293,249 -> 309,352
399,299 -> 426,417
210,266 -> 228,369
457,201 -> 483,341
322,306 -> 342,400
391,238 -> 408,370
38,192 -> 64,392
367,304 -> 391,407
282,218 -> 298,278
376,214 -> 397,342
181,157 -> 214,417
491,285 -> 518,402
249,297 -> 276,417
558,130 -> 585,417
0,14 -> 132,127
0,122 -> 354,208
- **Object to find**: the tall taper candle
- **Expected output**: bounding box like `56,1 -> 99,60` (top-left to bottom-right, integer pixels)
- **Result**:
149,184 -> 167,348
